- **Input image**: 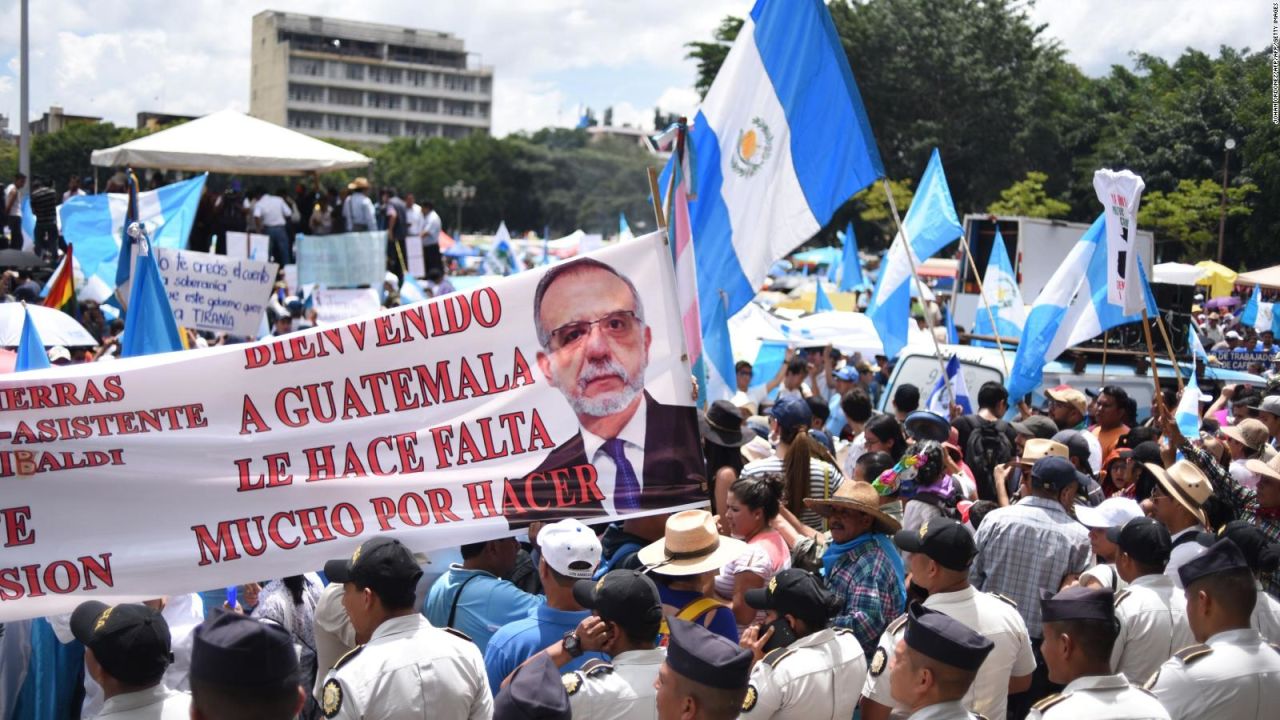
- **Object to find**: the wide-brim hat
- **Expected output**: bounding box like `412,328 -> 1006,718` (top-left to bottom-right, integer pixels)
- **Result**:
699,399 -> 751,448
804,481 -> 901,535
1145,460 -> 1211,526
347,176 -> 370,191
1221,419 -> 1269,451
740,435 -> 773,463
637,510 -> 747,575
904,411 -> 951,443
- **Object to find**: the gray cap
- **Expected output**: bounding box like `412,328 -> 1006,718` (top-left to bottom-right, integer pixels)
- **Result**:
1012,415 -> 1058,440
1249,395 -> 1280,417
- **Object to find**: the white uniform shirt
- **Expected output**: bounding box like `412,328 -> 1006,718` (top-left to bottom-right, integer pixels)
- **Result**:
1110,574 -> 1193,683
904,700 -> 985,719
96,685 -> 190,719
1147,627 -> 1280,720
253,194 -> 292,227
741,627 -> 865,720
1165,527 -> 1206,588
1028,673 -> 1169,719
1253,585 -> 1280,643
562,647 -> 665,720
312,582 -> 356,700
862,586 -> 1035,720
321,614 -> 491,720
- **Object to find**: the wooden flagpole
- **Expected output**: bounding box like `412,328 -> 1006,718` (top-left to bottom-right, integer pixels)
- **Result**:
1153,311 -> 1185,392
646,168 -> 666,230
1100,331 -> 1109,385
1140,309 -> 1165,412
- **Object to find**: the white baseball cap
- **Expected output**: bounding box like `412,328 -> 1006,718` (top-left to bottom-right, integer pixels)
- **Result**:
1074,497 -> 1144,530
538,519 -> 602,579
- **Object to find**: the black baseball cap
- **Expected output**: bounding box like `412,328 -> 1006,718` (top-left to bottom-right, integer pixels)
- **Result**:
191,608 -> 299,687
324,535 -> 422,601
903,603 -> 994,672
70,601 -> 172,685
1039,586 -> 1114,623
744,569 -> 839,626
572,570 -> 663,628
893,517 -> 977,571
1106,517 -> 1173,567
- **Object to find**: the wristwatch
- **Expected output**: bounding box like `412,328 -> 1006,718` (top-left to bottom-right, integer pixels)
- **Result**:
562,630 -> 583,658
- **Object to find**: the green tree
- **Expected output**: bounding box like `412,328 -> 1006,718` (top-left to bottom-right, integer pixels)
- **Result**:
31,122 -> 142,189
685,16 -> 744,98
1138,178 -> 1257,260
849,178 -> 913,248
987,172 -> 1070,218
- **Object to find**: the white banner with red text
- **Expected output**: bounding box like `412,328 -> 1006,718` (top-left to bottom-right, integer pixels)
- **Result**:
0,231 -> 706,622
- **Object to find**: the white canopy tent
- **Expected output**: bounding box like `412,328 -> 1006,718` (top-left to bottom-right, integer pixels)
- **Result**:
1152,262 -> 1208,286
90,109 -> 372,175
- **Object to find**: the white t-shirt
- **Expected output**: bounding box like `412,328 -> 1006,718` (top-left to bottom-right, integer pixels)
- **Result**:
406,203 -> 425,236
253,195 -> 292,227
423,209 -> 442,245
4,185 -> 20,217
62,188 -> 86,203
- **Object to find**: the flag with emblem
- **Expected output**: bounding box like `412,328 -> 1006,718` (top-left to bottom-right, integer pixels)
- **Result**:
662,0 -> 884,338
971,227 -> 1026,339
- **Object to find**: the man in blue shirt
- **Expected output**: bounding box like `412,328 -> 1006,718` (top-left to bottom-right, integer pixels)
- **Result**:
483,519 -> 604,693
425,537 -> 543,652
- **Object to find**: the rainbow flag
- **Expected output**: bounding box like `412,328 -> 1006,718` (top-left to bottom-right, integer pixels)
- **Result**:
43,244 -> 78,318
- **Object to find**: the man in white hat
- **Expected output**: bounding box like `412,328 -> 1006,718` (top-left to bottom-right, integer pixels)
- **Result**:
1075,497 -> 1145,593
484,519 -> 604,695
342,178 -> 375,232
638,510 -> 746,644
1144,460 -> 1213,587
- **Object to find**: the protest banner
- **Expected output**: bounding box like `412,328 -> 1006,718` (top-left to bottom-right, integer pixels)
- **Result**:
296,231 -> 385,288
0,231 -> 704,622
312,287 -> 382,324
224,231 -> 270,261
154,248 -> 278,337
1093,170 -> 1147,316
1210,350 -> 1274,372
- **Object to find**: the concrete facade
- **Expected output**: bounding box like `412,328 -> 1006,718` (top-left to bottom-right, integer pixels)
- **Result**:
250,11 -> 493,145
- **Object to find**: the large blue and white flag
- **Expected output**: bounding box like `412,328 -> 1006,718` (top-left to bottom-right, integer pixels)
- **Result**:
671,0 -> 883,335
971,228 -> 1026,339
867,149 -> 963,358
1007,214 -> 1158,400
1188,323 -> 1210,364
1175,371 -> 1202,439
702,290 -> 738,404
59,173 -> 206,295
119,228 -> 183,358
926,354 -> 972,416
1241,284 -> 1261,326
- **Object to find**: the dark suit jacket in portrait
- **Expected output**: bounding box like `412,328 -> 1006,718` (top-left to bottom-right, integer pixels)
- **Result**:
504,392 -> 707,528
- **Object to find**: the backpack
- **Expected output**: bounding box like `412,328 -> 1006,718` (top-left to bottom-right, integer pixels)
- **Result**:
963,417 -> 1014,502
656,597 -> 726,646
910,488 -> 963,521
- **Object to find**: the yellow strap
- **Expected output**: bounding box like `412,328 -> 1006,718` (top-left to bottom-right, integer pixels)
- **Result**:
659,597 -> 726,635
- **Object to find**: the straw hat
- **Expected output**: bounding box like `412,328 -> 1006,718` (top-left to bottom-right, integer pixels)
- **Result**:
1221,419 -> 1270,451
347,176 -> 370,191
740,435 -> 774,463
1245,455 -> 1280,485
1018,438 -> 1069,466
804,481 -> 901,535
1144,460 -> 1212,526
636,510 -> 747,575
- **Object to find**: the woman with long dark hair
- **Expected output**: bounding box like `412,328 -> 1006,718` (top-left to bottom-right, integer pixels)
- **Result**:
862,415 -> 907,463
713,474 -> 791,629
734,397 -> 843,531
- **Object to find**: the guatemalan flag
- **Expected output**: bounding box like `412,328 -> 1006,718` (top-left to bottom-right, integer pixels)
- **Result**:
926,354 -> 973,416
971,227 -> 1026,340
1006,214 -> 1158,400
58,173 -> 207,301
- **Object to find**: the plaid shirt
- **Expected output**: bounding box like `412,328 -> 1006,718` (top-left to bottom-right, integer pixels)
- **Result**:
827,539 -> 905,656
1182,441 -> 1280,598
970,496 -> 1091,637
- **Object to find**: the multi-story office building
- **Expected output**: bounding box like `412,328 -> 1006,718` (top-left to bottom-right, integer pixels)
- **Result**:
250,11 -> 493,144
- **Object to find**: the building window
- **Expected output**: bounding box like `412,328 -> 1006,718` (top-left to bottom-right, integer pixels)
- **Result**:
288,83 -> 325,103
443,125 -> 470,139
368,118 -> 399,136
369,67 -> 403,85
330,88 -> 363,107
407,70 -> 428,87
476,102 -> 490,119
367,92 -> 402,110
287,110 -> 324,130
289,58 -> 324,77
442,100 -> 473,117
408,96 -> 439,114
345,62 -> 365,81
326,114 -> 363,133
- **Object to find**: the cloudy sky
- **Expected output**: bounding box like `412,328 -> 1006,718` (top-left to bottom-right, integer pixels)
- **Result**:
0,0 -> 1267,138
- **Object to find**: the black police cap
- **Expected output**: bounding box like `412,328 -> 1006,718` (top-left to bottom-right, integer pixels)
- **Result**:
666,616 -> 752,690
894,517 -> 977,571
743,568 -> 839,625
493,653 -> 570,720
191,609 -> 299,687
70,601 -> 172,686
1106,517 -> 1172,567
572,570 -> 663,628
324,535 -> 422,599
1179,537 -> 1250,588
1039,586 -> 1114,624
903,603 -> 994,672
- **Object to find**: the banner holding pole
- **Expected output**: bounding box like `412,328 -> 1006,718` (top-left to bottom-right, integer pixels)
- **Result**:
0,231 -> 705,622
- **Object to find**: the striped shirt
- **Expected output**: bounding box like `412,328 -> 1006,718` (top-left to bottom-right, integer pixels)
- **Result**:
969,496 -> 1091,636
741,456 -> 843,530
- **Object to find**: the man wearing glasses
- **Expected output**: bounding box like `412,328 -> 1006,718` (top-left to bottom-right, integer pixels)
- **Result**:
506,257 -> 705,527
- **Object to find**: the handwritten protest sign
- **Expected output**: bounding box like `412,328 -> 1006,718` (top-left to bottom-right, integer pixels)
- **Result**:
296,231 -> 385,288
224,231 -> 270,261
154,248 -> 278,337
313,287 -> 382,324
0,232 -> 704,621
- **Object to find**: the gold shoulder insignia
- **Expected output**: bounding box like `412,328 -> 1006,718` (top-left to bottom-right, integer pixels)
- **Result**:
1113,589 -> 1131,606
443,626 -> 474,643
332,645 -> 365,671
1031,693 -> 1066,712
869,647 -> 888,677
742,684 -> 759,712
1136,685 -> 1159,699
581,659 -> 614,677
562,672 -> 583,696
886,613 -> 909,634
321,678 -> 343,718
762,647 -> 795,668
1143,669 -> 1160,690
832,627 -> 855,637
1173,643 -> 1212,665
991,593 -> 1018,608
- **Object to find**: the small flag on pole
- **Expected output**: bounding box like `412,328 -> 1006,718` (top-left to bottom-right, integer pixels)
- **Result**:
926,355 -> 972,415
16,305 -> 52,372
43,244 -> 79,318
119,225 -> 184,358
814,276 -> 834,313
838,222 -> 864,291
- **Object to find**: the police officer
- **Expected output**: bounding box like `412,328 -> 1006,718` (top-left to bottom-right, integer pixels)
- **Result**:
189,610 -> 304,720
320,535 -> 491,719
1146,539 -> 1280,719
1030,587 -> 1169,719
886,603 -> 994,719
738,568 -> 866,719
654,617 -> 753,720
494,653 -> 571,720
69,600 -> 190,719
1107,517 -> 1193,683
1197,521 -> 1280,642
863,518 -> 1035,720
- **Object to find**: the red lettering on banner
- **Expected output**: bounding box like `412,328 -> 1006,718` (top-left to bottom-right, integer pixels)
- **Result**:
2,506 -> 35,547
398,492 -> 430,526
234,453 -> 294,492
472,288 -> 501,327
0,553 -> 114,601
374,315 -> 401,347
465,481 -> 500,519
426,489 -> 462,524
243,332 -> 348,369
0,449 -> 125,478
239,396 -> 271,435
342,382 -> 372,420
0,376 -> 123,413
331,503 -> 364,537
304,445 -> 337,482
425,410 -> 554,470
348,321 -> 368,350
267,512 -> 300,549
369,497 -> 396,530
192,505 -> 363,565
